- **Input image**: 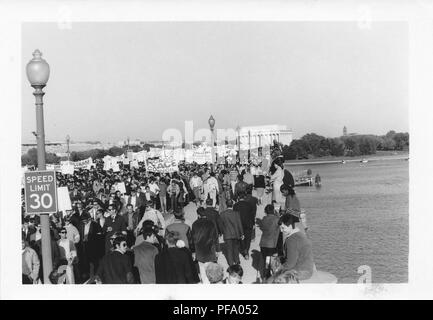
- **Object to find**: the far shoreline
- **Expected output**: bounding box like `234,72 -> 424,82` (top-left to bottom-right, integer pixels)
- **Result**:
284,150 -> 409,166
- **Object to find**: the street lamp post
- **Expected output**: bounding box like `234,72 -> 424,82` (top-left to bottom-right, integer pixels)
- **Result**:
208,115 -> 215,172
66,134 -> 70,161
26,49 -> 53,284
236,125 -> 241,162
248,130 -> 251,162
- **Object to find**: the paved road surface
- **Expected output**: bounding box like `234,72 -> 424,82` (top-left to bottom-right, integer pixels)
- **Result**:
164,190 -> 271,284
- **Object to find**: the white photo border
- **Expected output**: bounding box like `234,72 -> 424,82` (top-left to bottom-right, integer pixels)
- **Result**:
1,0 -> 432,300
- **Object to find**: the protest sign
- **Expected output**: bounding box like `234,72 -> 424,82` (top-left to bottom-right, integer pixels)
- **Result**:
147,157 -> 179,173
116,182 -> 126,194
192,147 -> 212,164
73,157 -> 94,170
57,186 -> 72,214
46,164 -> 61,172
148,148 -> 162,158
112,163 -> 120,172
61,162 -> 75,175
132,150 -> 147,162
131,160 -> 139,169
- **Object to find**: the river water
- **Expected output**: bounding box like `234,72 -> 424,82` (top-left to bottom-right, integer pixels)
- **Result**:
285,159 -> 409,283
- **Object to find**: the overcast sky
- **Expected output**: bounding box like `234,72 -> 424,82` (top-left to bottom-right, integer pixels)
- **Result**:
21,22 -> 408,143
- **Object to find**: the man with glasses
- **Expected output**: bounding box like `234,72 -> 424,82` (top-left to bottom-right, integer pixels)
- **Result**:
88,201 -> 101,221
95,235 -> 134,284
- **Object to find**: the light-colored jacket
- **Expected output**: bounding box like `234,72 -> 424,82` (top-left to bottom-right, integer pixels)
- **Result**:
22,246 -> 40,283
206,177 -> 219,193
190,176 -> 203,189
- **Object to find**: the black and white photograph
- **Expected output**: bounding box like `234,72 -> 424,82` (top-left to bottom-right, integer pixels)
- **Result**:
1,0 -> 433,302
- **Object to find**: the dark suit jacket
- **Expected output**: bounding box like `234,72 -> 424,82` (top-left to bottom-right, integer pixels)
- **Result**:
234,181 -> 248,200
191,217 -> 219,262
234,200 -> 255,229
103,215 -> 127,252
22,227 -> 36,243
155,247 -> 199,284
78,220 -> 104,261
204,208 -> 223,236
245,195 -> 258,218
121,211 -> 140,231
220,209 -> 244,240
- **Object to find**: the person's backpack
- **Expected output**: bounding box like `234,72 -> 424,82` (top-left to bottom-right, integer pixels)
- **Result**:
283,169 -> 294,187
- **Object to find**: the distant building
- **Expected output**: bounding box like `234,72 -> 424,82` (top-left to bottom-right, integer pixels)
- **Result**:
237,124 -> 293,149
343,126 -> 348,136
117,139 -> 142,147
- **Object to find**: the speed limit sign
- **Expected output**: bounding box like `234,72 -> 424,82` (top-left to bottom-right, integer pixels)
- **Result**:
24,170 -> 58,214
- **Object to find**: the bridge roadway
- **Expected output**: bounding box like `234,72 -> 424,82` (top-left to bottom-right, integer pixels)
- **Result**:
163,190 -> 271,284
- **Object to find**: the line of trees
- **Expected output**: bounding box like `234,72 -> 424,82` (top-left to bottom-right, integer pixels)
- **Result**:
281,130 -> 409,160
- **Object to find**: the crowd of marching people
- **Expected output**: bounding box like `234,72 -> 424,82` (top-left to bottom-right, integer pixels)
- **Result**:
22,155 -> 315,285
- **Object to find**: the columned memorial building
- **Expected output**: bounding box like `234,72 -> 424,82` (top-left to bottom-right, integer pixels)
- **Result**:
238,124 -> 293,149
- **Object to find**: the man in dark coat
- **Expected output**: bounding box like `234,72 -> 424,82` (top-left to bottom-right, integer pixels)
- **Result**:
102,205 -> 127,253
203,198 -> 223,237
233,174 -> 248,202
78,212 -> 104,280
22,217 -> 36,244
244,184 -> 259,241
192,207 -> 220,283
133,226 -> 159,284
96,235 -> 134,284
220,199 -> 244,266
154,231 -> 199,284
233,192 -> 255,260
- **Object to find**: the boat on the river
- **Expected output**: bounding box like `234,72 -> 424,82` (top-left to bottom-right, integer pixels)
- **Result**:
341,160 -> 346,164
360,159 -> 368,163
295,176 -> 313,187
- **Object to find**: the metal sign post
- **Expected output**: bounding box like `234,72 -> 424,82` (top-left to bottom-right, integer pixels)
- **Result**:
24,170 -> 57,284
